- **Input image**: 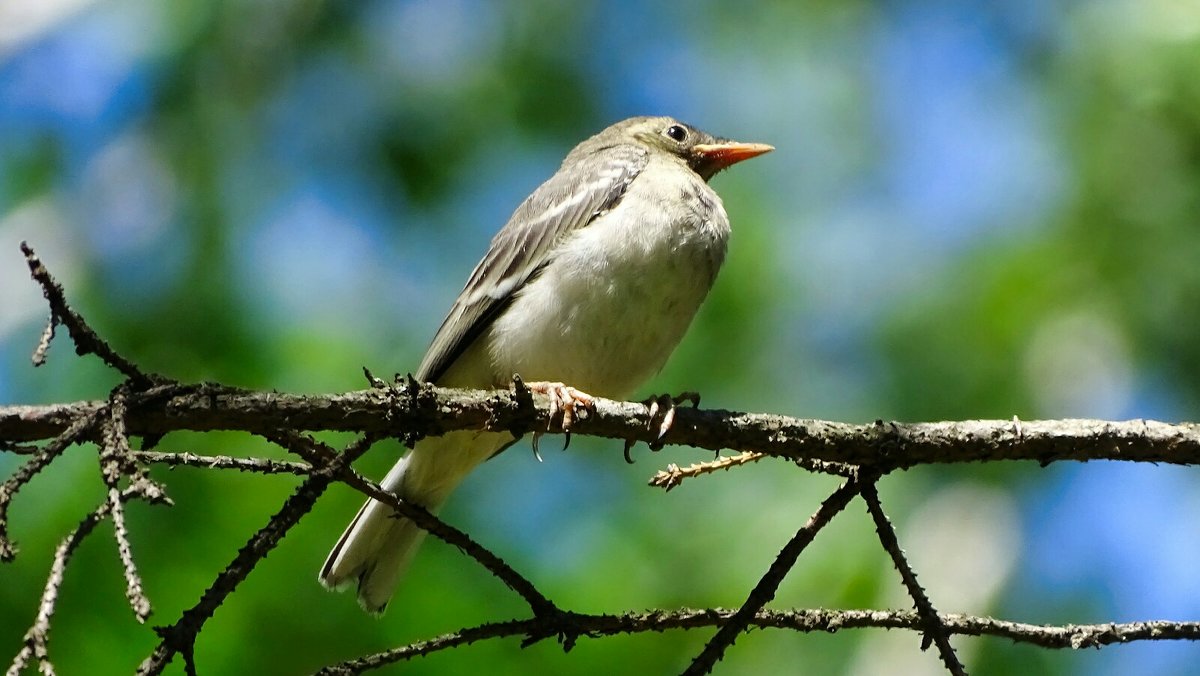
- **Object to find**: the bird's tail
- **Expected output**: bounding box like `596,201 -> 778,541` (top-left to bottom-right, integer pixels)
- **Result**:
318,454 -> 431,614
318,431 -> 509,613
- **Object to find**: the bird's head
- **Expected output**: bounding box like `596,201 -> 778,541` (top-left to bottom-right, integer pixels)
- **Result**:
582,116 -> 773,181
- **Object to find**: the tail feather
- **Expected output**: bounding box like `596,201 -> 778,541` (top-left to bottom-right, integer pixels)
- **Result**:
318,454 -> 432,613
318,431 -> 510,613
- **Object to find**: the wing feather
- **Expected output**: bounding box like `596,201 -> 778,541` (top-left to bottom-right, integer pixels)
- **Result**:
416,144 -> 649,383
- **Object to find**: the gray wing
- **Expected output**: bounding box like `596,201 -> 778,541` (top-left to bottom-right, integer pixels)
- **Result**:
416,143 -> 649,383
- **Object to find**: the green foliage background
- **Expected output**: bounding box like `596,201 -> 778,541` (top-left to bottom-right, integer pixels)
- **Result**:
2,1 -> 1200,674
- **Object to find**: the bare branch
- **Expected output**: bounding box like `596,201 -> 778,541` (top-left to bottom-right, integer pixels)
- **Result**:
6,392 -> 1200,470
107,488 -> 152,621
31,311 -> 56,368
100,389 -> 154,623
266,431 -> 560,618
683,475 -> 867,675
0,441 -> 41,455
131,450 -> 312,475
316,607 -> 1200,673
649,451 -> 765,491
861,480 -> 965,675
7,485 -> 153,676
20,242 -> 159,386
11,240 -> 1200,675
0,411 -> 103,561
137,434 -> 381,676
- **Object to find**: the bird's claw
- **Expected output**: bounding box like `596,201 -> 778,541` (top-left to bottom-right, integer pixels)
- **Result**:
623,438 -> 637,464
531,432 -> 544,462
624,391 -> 701,462
644,391 -> 701,444
528,381 -> 596,443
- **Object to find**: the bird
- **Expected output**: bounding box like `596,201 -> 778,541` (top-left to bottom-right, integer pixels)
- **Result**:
319,116 -> 773,613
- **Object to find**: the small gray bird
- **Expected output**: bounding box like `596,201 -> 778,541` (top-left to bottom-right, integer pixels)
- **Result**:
319,116 -> 772,613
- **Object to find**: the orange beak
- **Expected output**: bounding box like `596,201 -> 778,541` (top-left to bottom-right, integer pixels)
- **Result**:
692,141 -> 774,170
691,141 -> 774,180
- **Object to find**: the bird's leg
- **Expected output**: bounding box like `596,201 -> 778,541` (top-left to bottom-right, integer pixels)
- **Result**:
644,391 -> 701,450
526,382 -> 597,448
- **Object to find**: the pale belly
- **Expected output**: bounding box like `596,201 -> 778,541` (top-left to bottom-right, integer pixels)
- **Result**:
481,192 -> 728,398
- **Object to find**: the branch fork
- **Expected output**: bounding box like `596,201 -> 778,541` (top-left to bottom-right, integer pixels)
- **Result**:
6,241 -> 1198,676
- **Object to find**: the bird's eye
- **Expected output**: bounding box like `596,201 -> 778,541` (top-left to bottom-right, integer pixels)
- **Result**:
665,125 -> 688,142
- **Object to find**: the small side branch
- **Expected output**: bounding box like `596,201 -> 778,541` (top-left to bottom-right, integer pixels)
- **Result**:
861,480 -> 965,675
7,486 -> 151,676
649,451 -> 765,491
131,450 -> 312,475
100,389 -> 159,623
269,431 -> 561,619
317,607 -> 1200,673
137,434 -> 381,676
683,476 -> 866,675
20,242 -> 158,386
0,412 -> 103,561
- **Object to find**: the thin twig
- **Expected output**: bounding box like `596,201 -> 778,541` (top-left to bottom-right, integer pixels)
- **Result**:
315,617 -> 537,674
7,486 -> 148,676
267,431 -> 560,618
32,311 -> 57,367
137,434 -> 381,676
861,480 -> 966,675
20,242 -> 158,386
682,476 -> 866,675
649,451 -> 765,491
101,389 -> 154,623
132,450 -> 313,475
315,607 -> 1200,674
0,440 -> 43,455
107,488 -> 152,621
0,411 -> 102,561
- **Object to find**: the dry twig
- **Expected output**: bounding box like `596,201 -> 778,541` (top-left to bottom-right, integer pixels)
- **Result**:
861,480 -> 965,675
649,451 -> 766,491
683,475 -> 867,675
6,240 -> 1200,676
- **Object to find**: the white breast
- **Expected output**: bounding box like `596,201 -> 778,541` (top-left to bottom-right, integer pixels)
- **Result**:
482,157 -> 731,398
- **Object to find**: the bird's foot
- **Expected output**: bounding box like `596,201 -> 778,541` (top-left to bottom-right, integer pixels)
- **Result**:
644,391 -> 701,448
623,392 -> 701,463
527,381 -> 596,449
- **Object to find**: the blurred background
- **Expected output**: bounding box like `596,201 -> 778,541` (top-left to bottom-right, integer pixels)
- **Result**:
2,0 -> 1200,674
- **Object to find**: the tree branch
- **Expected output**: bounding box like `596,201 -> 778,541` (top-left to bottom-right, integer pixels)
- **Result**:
9,240 -> 1200,675
0,411 -> 103,561
315,607 -> 1200,673
861,480 -> 965,674
265,430 -> 561,618
20,241 -> 159,386
7,483 -> 167,676
5,392 -> 1198,469
137,433 -> 382,676
683,475 -> 866,675
649,451 -> 766,491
